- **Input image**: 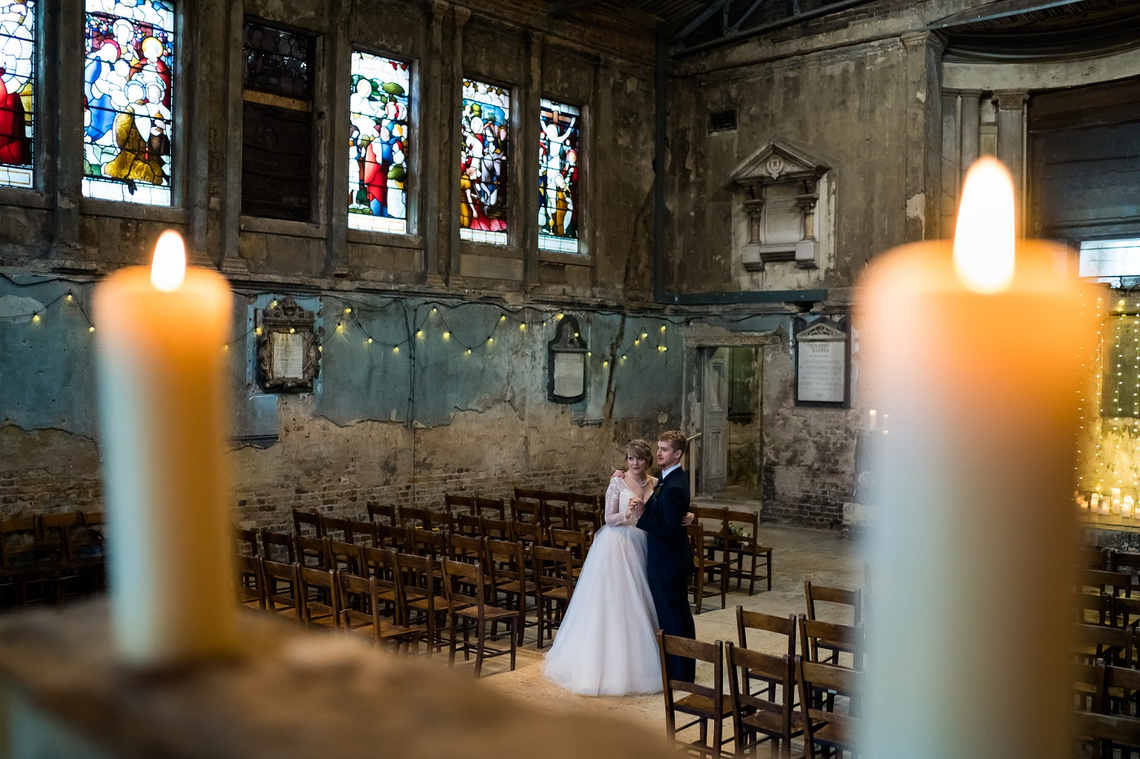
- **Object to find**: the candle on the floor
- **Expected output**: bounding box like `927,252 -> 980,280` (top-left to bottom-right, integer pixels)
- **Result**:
860,157 -> 1096,757
94,230 -> 239,666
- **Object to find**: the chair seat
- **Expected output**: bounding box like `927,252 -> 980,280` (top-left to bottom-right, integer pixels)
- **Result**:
809,718 -> 852,749
675,692 -> 733,719
455,605 -> 516,622
741,706 -> 803,735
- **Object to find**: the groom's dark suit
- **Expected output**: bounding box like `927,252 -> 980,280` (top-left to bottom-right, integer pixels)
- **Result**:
637,466 -> 696,682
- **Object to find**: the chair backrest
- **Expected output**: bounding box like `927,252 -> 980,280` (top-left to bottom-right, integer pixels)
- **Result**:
548,526 -> 589,567
531,544 -> 575,598
346,519 -> 380,547
292,509 -> 322,537
658,631 -> 726,751
259,530 -> 296,563
1079,544 -> 1111,570
338,570 -> 381,635
297,565 -> 340,628
474,496 -> 507,521
0,516 -> 39,570
234,527 -> 260,556
736,606 -> 796,659
796,655 -> 861,756
329,539 -> 366,575
399,505 -> 433,530
366,502 -> 398,526
1082,568 -> 1133,598
542,491 -> 571,526
511,520 -> 545,548
725,509 -> 758,543
510,498 -> 541,524
261,559 -> 301,619
294,534 -> 331,569
395,551 -> 441,609
454,513 -> 482,537
798,615 -> 864,669
441,558 -> 486,612
375,523 -> 411,552
486,538 -> 527,589
804,580 -> 862,626
320,515 -> 354,544
569,503 -> 602,533
235,553 -> 264,608
726,642 -> 795,749
1073,660 -> 1140,752
479,516 -> 512,541
409,527 -> 446,559
445,493 -> 475,515
1073,622 -> 1136,667
447,532 -> 485,565
693,505 -> 730,541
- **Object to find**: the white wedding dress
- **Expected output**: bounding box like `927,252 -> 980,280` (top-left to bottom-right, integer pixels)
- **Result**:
543,476 -> 662,696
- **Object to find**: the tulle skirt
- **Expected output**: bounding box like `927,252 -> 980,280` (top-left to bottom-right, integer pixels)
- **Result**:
543,525 -> 662,696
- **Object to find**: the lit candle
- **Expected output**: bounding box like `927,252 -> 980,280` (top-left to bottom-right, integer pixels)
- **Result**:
1124,495 -> 1135,519
94,230 -> 239,666
860,158 -> 1096,757
1111,487 -> 1122,514
869,409 -> 878,430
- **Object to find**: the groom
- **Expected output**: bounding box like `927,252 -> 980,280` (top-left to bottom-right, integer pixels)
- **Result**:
636,430 -> 696,683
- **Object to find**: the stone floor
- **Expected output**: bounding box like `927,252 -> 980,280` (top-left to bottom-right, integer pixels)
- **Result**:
458,519 -> 864,738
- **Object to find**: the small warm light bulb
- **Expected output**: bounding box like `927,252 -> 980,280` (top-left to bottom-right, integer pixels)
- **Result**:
393,346 -> 400,354
574,332 -> 579,338
66,293 -> 73,302
487,337 -> 494,345
270,300 -> 278,308
150,230 -> 186,292
318,345 -> 323,352
556,313 -> 564,320
336,322 -> 344,333
289,327 -> 295,334
417,330 -> 424,338
345,307 -> 352,314
500,315 -> 506,322
519,323 -> 526,331
466,349 -> 472,355
367,337 -> 373,344
587,351 -> 592,357
431,307 -> 438,314
88,326 -> 95,333
641,332 -> 647,339
32,313 -> 40,323
661,346 -> 667,352
443,331 -> 451,340
634,339 -> 640,346
255,326 -> 263,336
222,344 -> 229,351
602,360 -> 609,367
953,156 -> 1016,294
660,325 -> 666,332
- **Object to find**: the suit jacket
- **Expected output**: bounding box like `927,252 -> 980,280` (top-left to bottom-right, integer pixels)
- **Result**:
636,467 -> 693,583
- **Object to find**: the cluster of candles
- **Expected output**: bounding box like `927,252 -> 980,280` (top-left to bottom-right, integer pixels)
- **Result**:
1078,488 -> 1139,517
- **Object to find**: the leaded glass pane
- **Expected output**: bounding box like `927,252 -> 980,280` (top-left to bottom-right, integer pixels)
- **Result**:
83,0 -> 174,205
0,2 -> 34,189
538,98 -> 579,254
243,20 -> 311,99
460,79 -> 509,245
348,51 -> 410,235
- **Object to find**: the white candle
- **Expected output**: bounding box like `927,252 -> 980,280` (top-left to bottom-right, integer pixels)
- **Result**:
94,230 -> 238,666
860,158 -> 1096,757
1125,495 -> 1135,518
869,409 -> 878,430
1111,487 -> 1122,513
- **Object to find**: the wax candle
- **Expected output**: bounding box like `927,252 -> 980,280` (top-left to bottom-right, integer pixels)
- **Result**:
869,409 -> 878,430
1124,496 -> 1134,519
94,230 -> 239,666
1112,487 -> 1122,514
860,158 -> 1097,757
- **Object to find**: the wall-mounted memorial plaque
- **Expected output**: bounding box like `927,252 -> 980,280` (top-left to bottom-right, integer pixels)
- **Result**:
548,315 -> 587,404
256,298 -> 321,392
794,315 -> 849,407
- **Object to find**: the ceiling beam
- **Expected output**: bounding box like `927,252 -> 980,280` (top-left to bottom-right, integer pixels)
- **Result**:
551,0 -> 606,17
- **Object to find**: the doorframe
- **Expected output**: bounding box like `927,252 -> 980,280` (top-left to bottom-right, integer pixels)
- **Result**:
681,326 -> 781,497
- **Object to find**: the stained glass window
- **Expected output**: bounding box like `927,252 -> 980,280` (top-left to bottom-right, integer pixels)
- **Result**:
0,2 -> 34,189
460,79 -> 509,245
83,0 -> 174,205
241,20 -> 314,221
348,51 -> 410,235
538,98 -> 580,254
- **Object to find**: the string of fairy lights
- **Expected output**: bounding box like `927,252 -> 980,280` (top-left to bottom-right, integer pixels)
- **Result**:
0,275 -> 680,372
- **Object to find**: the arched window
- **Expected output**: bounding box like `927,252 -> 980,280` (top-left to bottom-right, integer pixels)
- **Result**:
0,1 -> 35,189
82,0 -> 175,205
348,50 -> 411,235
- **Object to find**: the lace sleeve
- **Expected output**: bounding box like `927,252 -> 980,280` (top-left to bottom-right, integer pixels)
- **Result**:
604,477 -> 626,526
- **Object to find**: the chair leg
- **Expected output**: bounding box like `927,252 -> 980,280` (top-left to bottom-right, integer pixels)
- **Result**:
474,619 -> 486,678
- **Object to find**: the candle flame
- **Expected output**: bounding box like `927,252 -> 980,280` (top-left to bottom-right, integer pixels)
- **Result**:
953,157 -> 1016,294
151,230 -> 186,292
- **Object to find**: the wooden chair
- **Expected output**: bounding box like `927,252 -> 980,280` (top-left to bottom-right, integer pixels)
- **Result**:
1082,568 -> 1133,601
510,497 -> 541,525
259,530 -> 296,563
727,642 -> 801,758
799,616 -> 864,671
234,527 -> 260,556
486,537 -> 535,646
396,552 -> 450,656
453,513 -> 482,537
328,539 -> 366,575
35,512 -> 83,601
338,569 -> 417,651
542,491 -> 572,528
297,565 -> 340,629
375,523 -> 410,552
292,508 -> 322,537
0,516 -> 67,606
479,516 -> 512,541
804,581 -> 862,663
1080,544 -> 1112,570
796,654 -> 861,759
408,527 -> 446,559
294,534 -> 331,569
445,493 -> 475,516
1073,622 -> 1135,668
688,521 -> 728,614
320,515 -> 354,544
67,511 -> 106,594
235,553 -> 264,609
261,559 -> 302,620
532,544 -> 575,649
737,607 -> 797,696
474,496 -> 508,521
346,519 -> 380,547
725,508 -> 771,594
447,532 -> 486,566
657,631 -> 732,759
441,559 -> 518,678
548,526 -> 589,578
1073,660 -> 1140,758
366,502 -> 398,526
399,505 -> 434,531
693,505 -> 730,567
511,520 -> 545,549
569,493 -> 603,534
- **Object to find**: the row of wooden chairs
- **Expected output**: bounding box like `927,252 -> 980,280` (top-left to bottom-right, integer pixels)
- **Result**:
0,511 -> 105,609
659,605 -> 865,759
690,506 -> 773,601
237,538 -> 579,674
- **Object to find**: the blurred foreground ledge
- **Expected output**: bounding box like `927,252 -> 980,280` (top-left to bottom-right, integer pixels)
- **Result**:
0,601 -> 670,759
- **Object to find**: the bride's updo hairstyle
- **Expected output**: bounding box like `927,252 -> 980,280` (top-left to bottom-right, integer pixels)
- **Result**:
625,439 -> 652,463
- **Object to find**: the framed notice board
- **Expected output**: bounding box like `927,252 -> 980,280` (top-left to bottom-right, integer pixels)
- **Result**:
793,315 -> 850,407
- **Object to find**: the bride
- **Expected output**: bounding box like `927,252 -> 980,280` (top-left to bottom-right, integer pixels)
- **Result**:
543,439 -> 661,696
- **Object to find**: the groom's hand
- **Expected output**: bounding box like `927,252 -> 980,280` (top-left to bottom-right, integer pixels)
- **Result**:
612,469 -> 626,479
